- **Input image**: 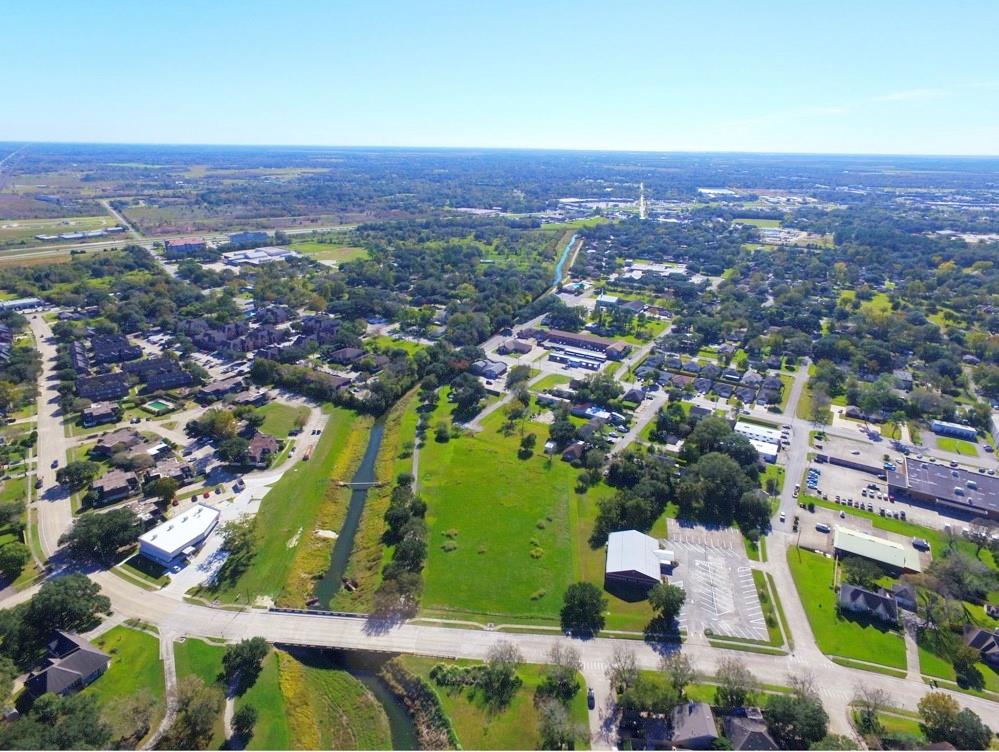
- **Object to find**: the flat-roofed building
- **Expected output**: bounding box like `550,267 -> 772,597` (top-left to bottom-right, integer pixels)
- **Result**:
604,530 -> 674,592
930,419 -> 978,442
833,526 -> 922,573
748,438 -> 778,463
887,459 -> 999,521
164,237 -> 207,256
139,503 -> 220,565
734,420 -> 782,445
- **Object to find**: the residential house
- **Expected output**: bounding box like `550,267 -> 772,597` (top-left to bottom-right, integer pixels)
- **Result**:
622,387 -> 645,404
891,582 -> 918,612
198,377 -> 244,403
254,305 -> 293,324
81,401 -> 119,428
838,583 -> 899,624
671,702 -> 718,750
92,428 -> 144,459
723,707 -> 778,751
498,339 -> 532,355
145,458 -> 193,486
893,369 -> 914,392
561,441 -> 586,463
25,632 -> 109,697
245,432 -> 279,468
327,347 -> 365,365
470,359 -> 507,380
76,373 -> 130,401
964,627 -> 999,669
91,469 -> 140,504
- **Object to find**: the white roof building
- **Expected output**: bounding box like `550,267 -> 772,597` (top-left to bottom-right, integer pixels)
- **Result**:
734,420 -> 782,445
221,246 -> 301,266
748,438 -> 779,463
139,503 -> 220,565
604,530 -> 673,589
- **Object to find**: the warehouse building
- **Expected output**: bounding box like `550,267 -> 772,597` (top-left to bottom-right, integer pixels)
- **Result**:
887,459 -> 999,521
604,530 -> 674,593
833,526 -> 922,573
930,420 -> 978,442
138,503 -> 220,566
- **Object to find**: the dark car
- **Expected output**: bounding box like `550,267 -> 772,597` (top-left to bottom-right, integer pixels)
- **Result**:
587,688 -> 595,710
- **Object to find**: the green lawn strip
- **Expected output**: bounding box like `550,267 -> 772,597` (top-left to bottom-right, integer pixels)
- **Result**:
256,402 -> 310,438
366,334 -> 425,356
705,637 -> 785,655
400,655 -> 589,750
684,680 -> 791,705
935,436 -> 979,456
84,627 -> 165,744
751,569 -> 783,647
108,565 -> 160,592
829,656 -> 907,678
786,547 -> 906,669
195,406 -> 371,606
238,651 -> 291,751
174,638 -> 227,749
530,373 -> 572,392
119,552 -> 170,587
765,572 -> 793,651
743,536 -> 761,561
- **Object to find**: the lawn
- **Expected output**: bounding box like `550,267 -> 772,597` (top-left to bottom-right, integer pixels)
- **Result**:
257,402 -> 310,438
84,626 -> 165,742
418,402 -> 585,624
400,656 -> 589,750
238,651 -> 291,751
917,633 -> 999,695
786,547 -> 906,669
530,373 -> 571,392
285,241 -> 368,263
734,217 -> 781,228
196,406 -> 372,606
174,638 -> 227,749
278,649 -> 392,750
935,436 -> 979,456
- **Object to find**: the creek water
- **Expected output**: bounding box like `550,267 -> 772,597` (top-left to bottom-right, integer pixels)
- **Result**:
553,232 -> 578,286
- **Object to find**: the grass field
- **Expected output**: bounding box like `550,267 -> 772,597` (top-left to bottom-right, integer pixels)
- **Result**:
84,626 -> 165,742
0,215 -> 120,249
257,402 -> 310,438
279,649 -> 391,750
174,638 -> 227,749
418,402 -> 584,623
934,436 -> 979,456
400,656 -> 589,750
530,373 -> 572,392
734,217 -> 781,228
917,634 -> 999,695
366,334 -> 425,356
286,241 -> 367,263
239,651 -> 291,750
786,547 -> 906,669
196,406 -> 372,606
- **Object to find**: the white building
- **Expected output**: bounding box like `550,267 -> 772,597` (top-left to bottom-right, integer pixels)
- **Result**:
734,420 -> 782,445
604,530 -> 674,590
748,438 -> 779,463
139,503 -> 220,565
221,246 -> 301,266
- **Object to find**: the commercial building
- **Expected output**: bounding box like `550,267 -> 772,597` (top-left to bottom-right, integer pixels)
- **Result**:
221,246 -> 300,265
540,329 -> 631,360
734,420 -> 782,445
887,459 -> 999,521
832,526 -> 922,573
138,503 -> 220,565
228,230 -> 269,246
748,438 -> 778,464
164,237 -> 207,256
0,297 -> 43,312
604,530 -> 674,591
930,419 -> 978,442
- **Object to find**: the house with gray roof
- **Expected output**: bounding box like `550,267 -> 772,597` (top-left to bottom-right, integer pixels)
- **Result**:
25,632 -> 109,697
723,707 -> 777,750
671,702 -> 718,749
837,583 -> 898,624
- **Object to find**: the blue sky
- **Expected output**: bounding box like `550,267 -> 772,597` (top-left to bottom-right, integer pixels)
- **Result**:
4,0 -> 998,154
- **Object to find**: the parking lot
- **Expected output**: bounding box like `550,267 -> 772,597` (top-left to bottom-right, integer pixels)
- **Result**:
666,521 -> 767,641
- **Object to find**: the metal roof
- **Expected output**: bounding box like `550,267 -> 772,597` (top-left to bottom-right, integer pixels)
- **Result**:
605,530 -> 670,582
833,526 -> 922,572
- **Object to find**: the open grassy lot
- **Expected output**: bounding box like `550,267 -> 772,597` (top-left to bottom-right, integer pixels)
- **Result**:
174,638 -> 227,749
256,402 -> 310,438
935,436 -> 979,456
734,217 -> 781,228
0,215 -> 120,249
400,655 -> 589,750
418,404 -> 584,623
786,547 -> 906,669
238,651 -> 291,751
367,334 -> 425,356
286,241 -> 368,264
917,634 -> 999,695
196,406 -> 372,606
278,649 -> 391,750
530,373 -> 572,392
84,626 -> 165,740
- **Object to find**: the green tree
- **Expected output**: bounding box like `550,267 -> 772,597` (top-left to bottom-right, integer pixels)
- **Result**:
538,642 -> 582,702
0,692 -> 112,750
55,460 -> 100,491
764,692 -> 829,749
481,640 -> 523,708
648,582 -> 686,622
217,437 -> 250,464
659,652 -> 696,697
918,691 -> 992,749
148,477 -> 179,504
0,542 -> 30,578
58,509 -> 141,564
714,657 -> 757,710
809,734 -> 856,750
560,582 -> 607,637
161,676 -> 224,750
231,703 -> 258,740
222,637 -> 269,695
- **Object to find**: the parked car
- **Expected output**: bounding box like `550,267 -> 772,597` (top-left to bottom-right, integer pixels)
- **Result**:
816,523 -> 831,533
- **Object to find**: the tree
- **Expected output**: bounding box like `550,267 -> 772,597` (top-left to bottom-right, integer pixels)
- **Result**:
59,508 -> 141,564
213,518 -> 256,586
714,657 -> 757,710
0,542 -> 30,578
223,637 -> 269,695
161,676 -> 224,750
918,692 -> 992,749
560,582 -> 606,636
0,655 -> 16,708
22,573 -> 110,637
55,460 -> 99,491
852,685 -> 891,736
217,436 -> 250,464
648,582 -> 686,622
148,476 -> 179,504
539,642 -> 582,702
102,688 -> 157,745
481,640 -> 523,707
519,432 -> 537,459
606,643 -> 638,692
840,555 -> 885,591
764,692 -> 828,749
537,696 -> 579,750
231,704 -> 258,740
809,734 -> 856,750
0,692 -> 112,750
659,652 -> 696,697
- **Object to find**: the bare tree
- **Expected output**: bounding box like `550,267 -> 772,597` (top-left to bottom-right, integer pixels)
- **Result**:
853,685 -> 892,735
605,643 -> 638,691
660,652 -> 697,696
714,657 -> 758,710
787,671 -> 819,699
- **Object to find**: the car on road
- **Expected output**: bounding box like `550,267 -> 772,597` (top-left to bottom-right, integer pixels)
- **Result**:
50,459 -> 58,468
587,688 -> 595,710
34,478 -> 42,489
779,512 -> 786,523
850,449 -> 860,455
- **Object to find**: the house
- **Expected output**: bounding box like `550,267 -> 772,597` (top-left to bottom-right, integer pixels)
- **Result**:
76,373 -> 130,401
138,503 -> 220,565
893,369 -> 914,392
164,237 -> 207,256
91,469 -> 140,504
146,458 -> 193,486
561,441 -> 586,463
714,382 -> 734,399
254,305 -> 293,325
838,583 -> 899,624
604,530 -> 672,593
671,702 -> 718,750
470,359 -> 507,380
498,339 -> 532,355
198,376 -> 244,403
577,417 -> 605,442
93,428 -> 144,458
69,341 -> 90,374
723,708 -> 778,751
891,582 -> 918,612
963,627 -> 999,669
25,632 -> 109,697
90,335 -> 142,365
81,401 -> 119,427
327,347 -> 365,365
622,387 -> 645,404
741,370 -> 764,387
700,363 -> 722,380
246,432 -> 279,467
595,294 -> 620,309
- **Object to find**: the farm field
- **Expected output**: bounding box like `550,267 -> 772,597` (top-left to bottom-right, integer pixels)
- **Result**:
785,547 -> 906,670
257,402 -> 310,438
194,406 -> 371,606
734,217 -> 781,227
400,656 -> 589,750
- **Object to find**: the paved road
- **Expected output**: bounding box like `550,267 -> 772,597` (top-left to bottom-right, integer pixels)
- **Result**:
28,315 -> 73,558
